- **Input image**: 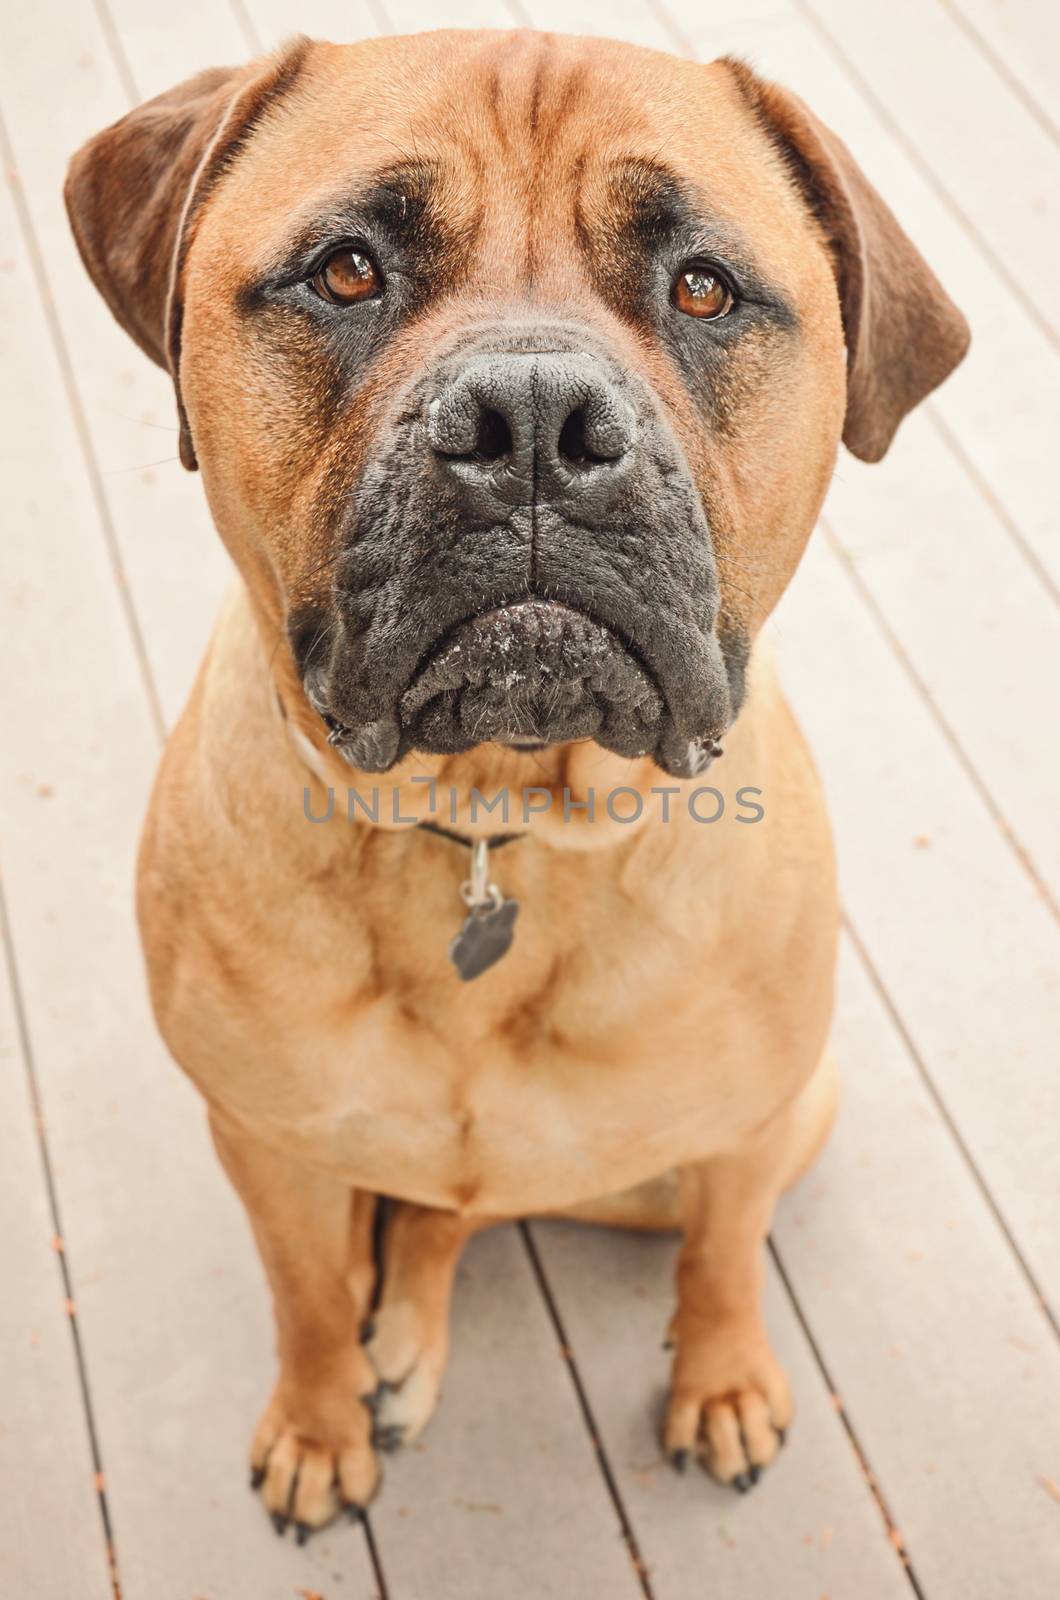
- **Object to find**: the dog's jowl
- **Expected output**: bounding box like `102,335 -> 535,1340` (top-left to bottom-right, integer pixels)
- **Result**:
66,29 -> 968,1534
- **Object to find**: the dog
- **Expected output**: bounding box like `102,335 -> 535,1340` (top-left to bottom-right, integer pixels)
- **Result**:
66,27 -> 968,1538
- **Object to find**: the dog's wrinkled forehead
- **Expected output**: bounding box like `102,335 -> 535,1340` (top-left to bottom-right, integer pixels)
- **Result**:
194,31 -> 818,316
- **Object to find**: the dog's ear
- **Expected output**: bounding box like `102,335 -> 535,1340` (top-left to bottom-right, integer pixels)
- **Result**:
722,58 -> 969,462
64,38 -> 309,469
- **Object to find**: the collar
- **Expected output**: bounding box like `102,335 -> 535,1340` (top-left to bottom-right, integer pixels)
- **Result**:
417,819 -> 526,852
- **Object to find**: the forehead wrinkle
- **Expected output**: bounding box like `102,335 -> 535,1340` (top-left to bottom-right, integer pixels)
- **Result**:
468,29 -> 587,149
407,38 -> 596,295
259,155 -> 481,272
586,155 -> 790,299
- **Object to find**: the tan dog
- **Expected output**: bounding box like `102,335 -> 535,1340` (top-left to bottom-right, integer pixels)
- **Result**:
66,29 -> 968,1539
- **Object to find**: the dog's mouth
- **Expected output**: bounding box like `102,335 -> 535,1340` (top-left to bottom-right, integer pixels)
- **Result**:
304,600 -> 723,778
402,600 -> 660,749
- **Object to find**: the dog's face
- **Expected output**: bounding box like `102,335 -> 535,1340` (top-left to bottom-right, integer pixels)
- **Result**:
67,31 -> 968,777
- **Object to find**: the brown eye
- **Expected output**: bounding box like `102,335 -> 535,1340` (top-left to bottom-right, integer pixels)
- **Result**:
312,247 -> 382,304
673,264 -> 734,320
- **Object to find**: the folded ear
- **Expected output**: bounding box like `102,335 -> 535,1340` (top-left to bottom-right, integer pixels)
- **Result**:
64,38 -> 309,468
722,58 -> 969,463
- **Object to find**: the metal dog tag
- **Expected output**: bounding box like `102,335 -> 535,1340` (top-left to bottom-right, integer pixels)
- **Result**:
449,840 -> 519,981
450,897 -> 520,981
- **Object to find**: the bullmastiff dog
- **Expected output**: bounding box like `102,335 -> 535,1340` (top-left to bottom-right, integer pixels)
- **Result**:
66,28 -> 968,1538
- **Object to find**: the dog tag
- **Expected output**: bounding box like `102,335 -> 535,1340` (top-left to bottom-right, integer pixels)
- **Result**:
450,896 -> 520,981
449,838 -> 519,980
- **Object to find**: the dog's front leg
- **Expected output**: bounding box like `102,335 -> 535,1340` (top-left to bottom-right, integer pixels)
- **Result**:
209,1111 -> 380,1537
363,1204 -> 493,1449
665,1112 -> 796,1491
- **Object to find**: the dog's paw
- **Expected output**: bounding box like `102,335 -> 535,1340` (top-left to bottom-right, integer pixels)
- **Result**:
249,1385 -> 379,1539
663,1320 -> 792,1491
362,1300 -> 447,1450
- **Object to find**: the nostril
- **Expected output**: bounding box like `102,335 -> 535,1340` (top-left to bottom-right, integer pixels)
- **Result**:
558,399 -> 632,466
427,395 -> 513,463
558,407 -> 591,465
475,408 -> 512,462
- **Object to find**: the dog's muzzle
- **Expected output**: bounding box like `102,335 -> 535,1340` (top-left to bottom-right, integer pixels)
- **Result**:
298,332 -> 736,779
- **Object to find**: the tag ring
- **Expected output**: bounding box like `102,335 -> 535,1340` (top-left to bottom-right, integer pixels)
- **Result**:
460,879 -> 503,913
460,838 -> 502,912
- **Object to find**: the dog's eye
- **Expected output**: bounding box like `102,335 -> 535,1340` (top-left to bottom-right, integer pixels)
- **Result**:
311,247 -> 383,305
673,264 -> 734,320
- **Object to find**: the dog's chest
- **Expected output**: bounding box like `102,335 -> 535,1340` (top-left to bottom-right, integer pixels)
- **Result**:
223,919 -> 772,1218
172,796 -> 815,1216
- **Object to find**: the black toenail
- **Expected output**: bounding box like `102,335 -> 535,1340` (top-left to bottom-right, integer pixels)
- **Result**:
776,1428 -> 787,1447
748,1465 -> 761,1485
374,1424 -> 404,1453
344,1501 -> 365,1523
670,1449 -> 689,1474
271,1511 -> 288,1535
363,1387 -> 383,1414
295,1522 -> 311,1546
360,1317 -> 376,1344
249,1466 -> 265,1490
733,1473 -> 753,1494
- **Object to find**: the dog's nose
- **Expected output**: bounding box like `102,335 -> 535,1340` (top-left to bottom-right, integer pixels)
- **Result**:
427,351 -> 636,512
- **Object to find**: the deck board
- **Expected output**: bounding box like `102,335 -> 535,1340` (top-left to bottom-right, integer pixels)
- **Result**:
774,941 -> 1060,1598
799,0 -> 1060,341
0,0 -> 233,731
775,535 -> 1060,1315
822,411 -> 1060,910
248,0 -> 377,49
381,0 -> 518,30
511,0 -> 676,49
944,0 -> 1060,128
0,951 -> 114,1600
104,0 -> 250,96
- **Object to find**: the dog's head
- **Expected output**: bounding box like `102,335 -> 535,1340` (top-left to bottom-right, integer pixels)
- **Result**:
67,31 -> 967,777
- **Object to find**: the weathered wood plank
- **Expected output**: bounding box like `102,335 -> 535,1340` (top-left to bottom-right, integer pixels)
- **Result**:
247,0 -> 377,49
103,0 -> 250,96
800,0 -> 1060,340
0,947 -> 114,1600
381,0 -> 517,30
0,0 -> 233,732
509,0 -> 674,50
819,414 -> 1060,912
774,535 -> 1060,1316
939,0 -> 1060,139
773,940 -> 1060,1599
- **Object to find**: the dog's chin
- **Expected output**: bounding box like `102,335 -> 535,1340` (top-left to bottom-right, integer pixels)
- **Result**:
306,600 -> 722,779
399,601 -> 661,754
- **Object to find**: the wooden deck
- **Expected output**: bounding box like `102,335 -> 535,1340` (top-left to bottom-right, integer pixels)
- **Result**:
1,1 -> 1058,1595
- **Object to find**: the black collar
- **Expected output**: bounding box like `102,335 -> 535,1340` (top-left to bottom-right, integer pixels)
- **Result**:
417,819 -> 526,851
